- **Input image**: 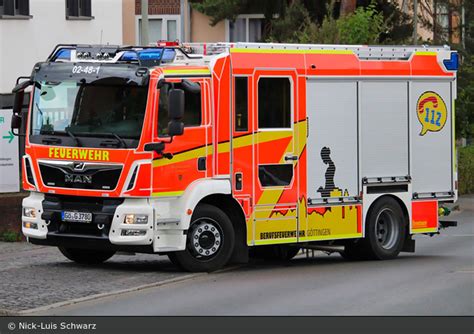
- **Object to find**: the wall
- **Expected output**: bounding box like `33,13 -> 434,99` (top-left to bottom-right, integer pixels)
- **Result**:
123,0 -> 136,45
190,8 -> 225,42
0,0 -> 123,94
135,0 -> 180,15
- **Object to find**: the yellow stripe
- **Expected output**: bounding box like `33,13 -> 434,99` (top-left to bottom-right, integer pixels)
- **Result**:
152,145 -> 208,168
152,190 -> 184,197
162,69 -> 211,75
230,48 -> 353,55
299,233 -> 362,242
254,238 -> 298,245
415,51 -> 437,56
412,227 -> 438,234
152,131 -> 293,168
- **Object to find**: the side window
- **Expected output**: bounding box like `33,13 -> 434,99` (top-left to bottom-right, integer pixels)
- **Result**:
258,164 -> 293,187
234,77 -> 248,132
158,82 -> 202,136
258,77 -> 291,129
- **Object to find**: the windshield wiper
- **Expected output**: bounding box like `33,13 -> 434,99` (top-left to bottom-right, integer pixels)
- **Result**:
39,129 -> 82,147
95,132 -> 128,148
66,130 -> 82,147
69,131 -> 128,148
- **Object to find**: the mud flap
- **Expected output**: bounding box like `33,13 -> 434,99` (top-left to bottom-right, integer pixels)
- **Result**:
401,236 -> 416,253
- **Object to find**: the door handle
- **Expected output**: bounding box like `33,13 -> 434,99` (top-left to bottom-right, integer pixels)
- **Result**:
284,154 -> 298,161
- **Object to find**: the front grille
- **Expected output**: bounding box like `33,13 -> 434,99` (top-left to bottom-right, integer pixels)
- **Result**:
38,161 -> 122,190
42,194 -> 124,237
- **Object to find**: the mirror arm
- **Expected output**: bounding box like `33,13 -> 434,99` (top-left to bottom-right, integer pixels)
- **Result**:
144,140 -> 174,160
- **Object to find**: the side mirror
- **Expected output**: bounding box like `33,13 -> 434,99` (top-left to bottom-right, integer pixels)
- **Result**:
12,90 -> 25,115
11,114 -> 22,130
181,79 -> 201,94
168,120 -> 184,136
168,89 -> 184,120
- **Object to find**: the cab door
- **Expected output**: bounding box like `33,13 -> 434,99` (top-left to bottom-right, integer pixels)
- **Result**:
252,71 -> 300,245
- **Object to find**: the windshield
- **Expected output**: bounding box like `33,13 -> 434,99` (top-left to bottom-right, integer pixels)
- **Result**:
31,78 -> 148,139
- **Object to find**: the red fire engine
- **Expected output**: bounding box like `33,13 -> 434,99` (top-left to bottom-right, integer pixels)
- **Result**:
12,42 -> 458,271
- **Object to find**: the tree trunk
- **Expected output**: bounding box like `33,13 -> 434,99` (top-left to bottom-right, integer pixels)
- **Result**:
340,0 -> 357,16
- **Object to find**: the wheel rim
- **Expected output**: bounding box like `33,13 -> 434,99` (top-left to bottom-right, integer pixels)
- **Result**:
374,208 -> 399,250
189,218 -> 223,259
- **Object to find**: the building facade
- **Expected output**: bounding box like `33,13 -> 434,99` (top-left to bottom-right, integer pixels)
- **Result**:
0,0 -> 123,98
398,0 -> 464,44
124,0 -> 265,45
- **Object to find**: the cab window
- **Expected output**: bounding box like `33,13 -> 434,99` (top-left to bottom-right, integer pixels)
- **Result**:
158,81 -> 202,136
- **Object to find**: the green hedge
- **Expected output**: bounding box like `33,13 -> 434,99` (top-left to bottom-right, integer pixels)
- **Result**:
458,145 -> 474,195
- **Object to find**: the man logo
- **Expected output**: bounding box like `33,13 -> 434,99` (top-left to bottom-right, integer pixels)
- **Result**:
65,174 -> 92,184
73,162 -> 86,171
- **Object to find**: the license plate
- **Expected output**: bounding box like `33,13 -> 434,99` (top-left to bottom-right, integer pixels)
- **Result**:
61,211 -> 93,223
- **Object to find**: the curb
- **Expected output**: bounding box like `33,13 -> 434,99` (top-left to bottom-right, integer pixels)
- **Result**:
18,273 -> 204,315
0,308 -> 19,316
17,265 -> 241,315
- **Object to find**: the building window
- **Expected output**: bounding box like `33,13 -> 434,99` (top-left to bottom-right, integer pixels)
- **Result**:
227,15 -> 264,42
0,0 -> 31,19
137,15 -> 180,44
234,77 -> 248,132
66,0 -> 93,20
435,2 -> 450,42
258,78 -> 291,129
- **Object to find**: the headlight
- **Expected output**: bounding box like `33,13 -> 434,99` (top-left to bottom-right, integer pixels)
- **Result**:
124,214 -> 148,224
23,207 -> 37,218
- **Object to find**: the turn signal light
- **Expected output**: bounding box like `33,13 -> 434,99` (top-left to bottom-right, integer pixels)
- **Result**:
23,221 -> 38,229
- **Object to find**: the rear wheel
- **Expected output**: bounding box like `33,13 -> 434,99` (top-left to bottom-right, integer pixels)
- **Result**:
168,204 -> 235,272
58,247 -> 115,264
342,197 -> 406,260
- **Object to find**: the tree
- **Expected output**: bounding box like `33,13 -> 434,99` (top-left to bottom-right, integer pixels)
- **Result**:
337,2 -> 384,44
191,0 -> 412,44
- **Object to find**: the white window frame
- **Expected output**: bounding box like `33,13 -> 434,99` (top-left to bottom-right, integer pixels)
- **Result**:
225,14 -> 265,43
135,15 -> 181,44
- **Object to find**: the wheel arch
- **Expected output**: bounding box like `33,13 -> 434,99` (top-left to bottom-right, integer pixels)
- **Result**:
366,194 -> 409,227
199,194 -> 249,264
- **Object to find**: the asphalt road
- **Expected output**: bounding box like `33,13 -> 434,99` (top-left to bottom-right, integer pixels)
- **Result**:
37,203 -> 474,316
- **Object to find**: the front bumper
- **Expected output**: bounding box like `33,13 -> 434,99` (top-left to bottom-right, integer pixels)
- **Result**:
22,192 -> 186,253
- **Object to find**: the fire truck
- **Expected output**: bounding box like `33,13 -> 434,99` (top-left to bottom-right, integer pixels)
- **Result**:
12,42 -> 459,272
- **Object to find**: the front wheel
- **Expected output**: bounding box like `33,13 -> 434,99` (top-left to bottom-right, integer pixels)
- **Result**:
168,204 -> 235,272
58,247 -> 115,264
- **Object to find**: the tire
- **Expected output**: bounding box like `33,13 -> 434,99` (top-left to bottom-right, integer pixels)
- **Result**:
168,204 -> 235,272
250,245 -> 301,261
343,197 -> 406,260
58,247 -> 115,264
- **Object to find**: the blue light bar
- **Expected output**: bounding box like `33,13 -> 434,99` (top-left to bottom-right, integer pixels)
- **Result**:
137,48 -> 163,60
120,51 -> 138,61
443,52 -> 459,71
161,49 -> 176,63
55,48 -> 71,60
